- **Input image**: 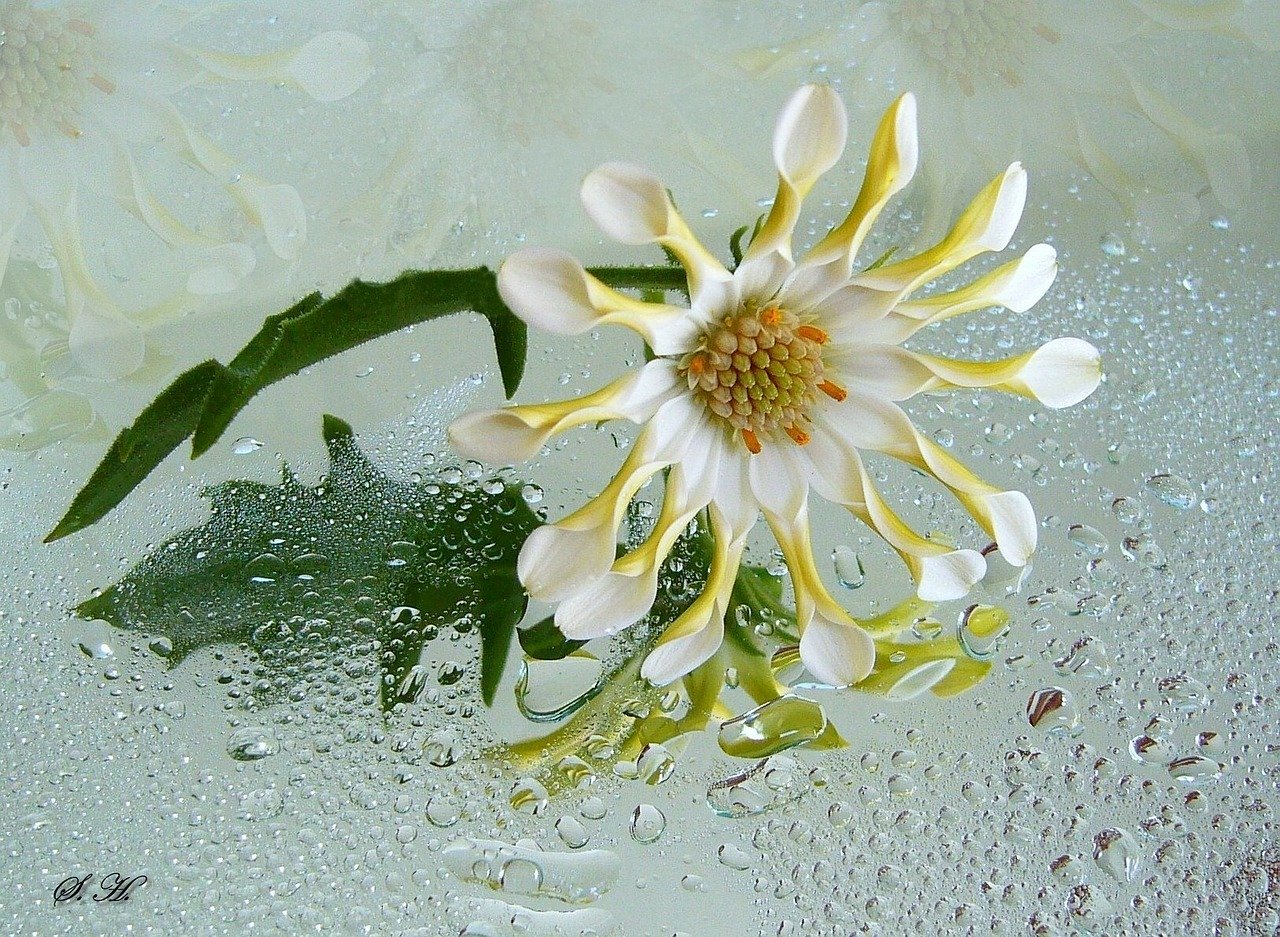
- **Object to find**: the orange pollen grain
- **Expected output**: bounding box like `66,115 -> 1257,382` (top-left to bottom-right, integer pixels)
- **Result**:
796,325 -> 828,344
784,425 -> 811,446
741,429 -> 762,454
819,380 -> 847,402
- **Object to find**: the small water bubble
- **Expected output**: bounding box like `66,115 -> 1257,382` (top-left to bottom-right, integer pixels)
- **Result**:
226,726 -> 279,761
1129,734 -> 1175,765
717,843 -> 752,870
1026,687 -> 1081,737
1053,635 -> 1111,679
1145,473 -> 1196,509
555,815 -> 589,848
831,545 -> 865,589
509,778 -> 549,815
231,436 -> 263,455
1159,673 -> 1209,712
1167,755 -> 1222,783
498,857 -> 543,893
426,796 -> 461,827
1099,233 -> 1126,257
958,604 -> 1009,660
629,804 -> 666,843
1110,496 -> 1144,524
1092,827 -> 1141,882
77,638 -> 114,660
1067,524 -> 1108,556
520,483 -> 544,504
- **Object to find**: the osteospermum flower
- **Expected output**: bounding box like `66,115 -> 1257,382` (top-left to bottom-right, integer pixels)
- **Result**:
0,0 -> 370,378
449,86 -> 1101,688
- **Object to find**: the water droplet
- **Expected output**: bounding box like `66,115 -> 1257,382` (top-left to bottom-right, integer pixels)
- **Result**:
1067,524 -> 1108,556
629,804 -> 666,843
1053,635 -> 1111,679
1099,233 -> 1126,256
426,796 -> 461,827
958,604 -> 1010,660
520,483 -> 544,504
1092,827 -> 1141,882
1026,687 -> 1081,736
718,695 -> 828,759
1195,730 -> 1225,755
1145,473 -> 1196,509
717,844 -> 752,870
231,436 -> 263,455
509,778 -> 549,815
76,638 -> 114,660
1129,734 -> 1175,765
226,726 -> 279,761
498,857 -> 544,893
1160,673 -> 1210,712
1167,755 -> 1222,783
555,815 -> 588,848
831,545 -> 865,588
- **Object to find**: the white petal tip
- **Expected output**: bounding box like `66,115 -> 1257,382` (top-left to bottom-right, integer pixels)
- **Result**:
288,32 -> 372,102
1021,337 -> 1102,408
497,247 -> 598,335
893,93 -> 920,183
979,163 -> 1029,252
997,243 -> 1058,313
799,614 -> 875,688
447,409 -> 543,463
580,162 -> 670,245
555,572 -> 656,641
774,84 -> 848,185
986,490 -> 1038,567
915,549 -> 987,602
517,525 -> 614,603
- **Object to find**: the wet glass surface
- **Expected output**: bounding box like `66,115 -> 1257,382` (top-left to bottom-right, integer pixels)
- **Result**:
2,2 -> 1278,934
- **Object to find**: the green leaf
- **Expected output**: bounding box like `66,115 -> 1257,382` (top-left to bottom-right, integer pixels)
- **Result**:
44,361 -> 223,542
75,416 -> 540,710
48,264 -> 689,541
518,616 -> 588,661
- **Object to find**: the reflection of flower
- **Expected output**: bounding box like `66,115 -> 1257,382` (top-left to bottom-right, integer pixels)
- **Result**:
357,0 -> 719,264
450,86 -> 1100,689
736,0 -> 1268,234
0,1 -> 370,378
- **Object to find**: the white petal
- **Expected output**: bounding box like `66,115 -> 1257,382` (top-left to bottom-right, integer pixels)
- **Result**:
581,161 -> 671,245
447,360 -> 679,463
517,523 -> 619,603
242,181 -> 306,260
772,84 -> 848,191
1014,338 -> 1103,408
747,443 -> 809,521
555,569 -> 659,640
986,490 -> 1038,567
68,312 -> 145,380
496,247 -> 697,354
284,32 -> 372,102
975,162 -> 1028,253
915,550 -> 987,602
799,610 -> 876,688
641,608 -> 724,686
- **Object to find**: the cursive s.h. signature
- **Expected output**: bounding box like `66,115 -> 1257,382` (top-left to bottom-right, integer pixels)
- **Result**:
53,873 -> 147,904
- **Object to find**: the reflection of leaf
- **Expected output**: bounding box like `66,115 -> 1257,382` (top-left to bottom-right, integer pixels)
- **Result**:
517,617 -> 588,661
75,415 -> 539,709
47,264 -> 687,542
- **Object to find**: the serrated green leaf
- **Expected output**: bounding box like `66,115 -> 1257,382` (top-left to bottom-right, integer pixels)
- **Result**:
75,416 -> 539,711
48,264 -> 689,541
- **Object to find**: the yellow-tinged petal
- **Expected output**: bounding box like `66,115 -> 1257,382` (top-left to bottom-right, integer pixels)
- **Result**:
738,84 -> 848,295
835,337 -> 1102,409
517,422 -> 674,602
804,420 -> 985,600
497,247 -> 698,354
580,161 -> 732,308
448,359 -> 679,463
853,163 -> 1028,300
820,393 -> 1039,566
641,506 -> 743,685
555,449 -> 719,640
786,92 -> 919,310
765,505 -> 875,687
893,242 -> 1058,327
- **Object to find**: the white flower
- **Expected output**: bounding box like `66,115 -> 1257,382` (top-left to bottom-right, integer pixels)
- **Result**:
0,0 -> 370,378
735,0 -> 1263,235
450,86 -> 1101,688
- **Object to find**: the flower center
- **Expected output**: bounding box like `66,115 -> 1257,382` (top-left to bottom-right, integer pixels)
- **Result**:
679,304 -> 846,454
0,2 -> 110,147
894,0 -> 1059,96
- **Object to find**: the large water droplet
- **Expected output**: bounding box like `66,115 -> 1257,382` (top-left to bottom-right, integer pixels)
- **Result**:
958,604 -> 1010,660
1026,687 -> 1081,737
1054,635 -> 1111,679
629,804 -> 666,844
1145,473 -> 1196,509
1092,827 -> 1141,882
717,695 -> 828,759
226,726 -> 279,761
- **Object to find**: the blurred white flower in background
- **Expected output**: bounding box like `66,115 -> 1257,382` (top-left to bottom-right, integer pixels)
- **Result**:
351,0 -> 740,268
735,0 -> 1275,238
0,0 -> 370,387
